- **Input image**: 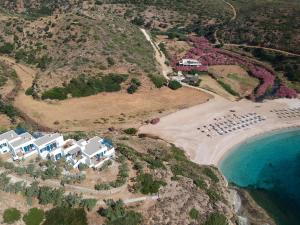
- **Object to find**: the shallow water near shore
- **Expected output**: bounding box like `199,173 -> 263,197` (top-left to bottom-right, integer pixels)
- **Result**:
220,128 -> 300,225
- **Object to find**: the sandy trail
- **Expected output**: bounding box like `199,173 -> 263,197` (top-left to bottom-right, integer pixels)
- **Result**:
139,97 -> 300,166
214,1 -> 300,57
223,0 -> 237,21
140,28 -> 173,79
224,44 -> 300,57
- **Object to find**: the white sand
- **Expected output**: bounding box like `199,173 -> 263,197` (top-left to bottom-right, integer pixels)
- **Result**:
139,97 -> 300,166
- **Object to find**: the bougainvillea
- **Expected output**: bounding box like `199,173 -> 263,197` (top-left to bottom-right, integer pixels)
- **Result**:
276,84 -> 298,98
173,36 -> 297,99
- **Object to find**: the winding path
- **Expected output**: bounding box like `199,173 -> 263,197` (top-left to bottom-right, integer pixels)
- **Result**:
2,169 -> 158,205
223,0 -> 237,21
140,29 -> 225,100
215,1 -> 300,57
224,43 -> 300,57
140,28 -> 172,80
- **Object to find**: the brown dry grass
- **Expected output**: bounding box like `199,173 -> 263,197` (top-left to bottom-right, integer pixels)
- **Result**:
199,74 -> 236,101
0,56 -> 210,132
76,164 -> 119,189
0,114 -> 12,131
156,35 -> 191,58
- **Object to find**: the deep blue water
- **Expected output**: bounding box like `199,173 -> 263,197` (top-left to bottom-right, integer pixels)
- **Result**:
220,128 -> 300,225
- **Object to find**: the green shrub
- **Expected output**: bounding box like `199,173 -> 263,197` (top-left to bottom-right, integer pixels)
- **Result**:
23,208 -> 44,225
203,213 -> 228,225
0,100 -> 19,119
127,84 -> 138,94
193,179 -> 207,189
41,87 -> 68,100
107,57 -> 115,66
136,173 -> 166,194
168,80 -> 182,90
203,168 -> 219,183
43,207 -> 88,225
131,16 -> 145,26
0,43 -> 14,54
80,198 -> 97,211
131,78 -> 141,87
99,199 -> 143,225
63,131 -> 87,141
206,189 -> 221,202
123,128 -> 138,135
25,87 -> 34,96
127,78 -> 141,94
149,74 -> 167,88
78,163 -> 89,171
3,208 -> 21,224
189,208 -> 199,220
42,74 -> 128,100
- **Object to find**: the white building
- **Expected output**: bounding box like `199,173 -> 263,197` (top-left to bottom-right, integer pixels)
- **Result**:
179,59 -> 202,67
63,139 -> 88,168
0,130 -> 115,169
9,132 -> 37,159
33,133 -> 64,160
80,137 -> 115,168
0,130 -> 19,154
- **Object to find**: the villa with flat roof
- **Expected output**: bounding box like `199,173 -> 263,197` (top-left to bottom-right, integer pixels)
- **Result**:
63,139 -> 88,168
9,132 -> 37,159
33,133 -> 64,160
81,137 -> 115,168
0,130 -> 19,154
0,130 -> 115,168
179,58 -> 202,67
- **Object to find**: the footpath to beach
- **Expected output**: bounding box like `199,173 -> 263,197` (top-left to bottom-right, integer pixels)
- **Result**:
139,97 -> 300,166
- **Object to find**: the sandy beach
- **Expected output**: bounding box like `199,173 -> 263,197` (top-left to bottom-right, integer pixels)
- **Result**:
139,96 -> 300,166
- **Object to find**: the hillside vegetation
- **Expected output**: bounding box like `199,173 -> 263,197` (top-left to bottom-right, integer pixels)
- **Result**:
0,11 -> 158,97
220,0 -> 300,54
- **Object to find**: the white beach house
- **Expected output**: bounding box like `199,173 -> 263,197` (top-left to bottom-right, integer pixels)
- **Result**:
62,139 -> 87,168
179,58 -> 202,67
33,133 -> 64,160
0,130 -> 115,168
80,137 -> 115,168
9,132 -> 37,159
0,130 -> 19,154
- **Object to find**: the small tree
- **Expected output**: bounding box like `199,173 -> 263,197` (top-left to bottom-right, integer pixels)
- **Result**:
3,208 -> 21,224
168,80 -> 182,90
23,208 -> 44,225
123,128 -> 137,135
149,74 -> 167,88
189,208 -> 199,220
204,213 -> 228,225
80,198 -> 97,211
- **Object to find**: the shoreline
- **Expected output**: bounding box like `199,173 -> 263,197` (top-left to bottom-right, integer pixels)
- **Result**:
139,97 -> 300,166
216,125 -> 300,167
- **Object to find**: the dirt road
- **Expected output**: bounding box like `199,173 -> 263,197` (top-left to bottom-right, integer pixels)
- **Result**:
140,28 -> 172,80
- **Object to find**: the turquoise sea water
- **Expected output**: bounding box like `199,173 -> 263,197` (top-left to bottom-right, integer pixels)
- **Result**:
220,128 -> 300,225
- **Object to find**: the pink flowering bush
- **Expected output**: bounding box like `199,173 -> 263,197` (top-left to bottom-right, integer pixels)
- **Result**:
276,84 -> 298,98
173,36 -> 297,99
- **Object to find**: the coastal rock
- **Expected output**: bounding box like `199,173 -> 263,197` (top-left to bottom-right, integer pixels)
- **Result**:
144,175 -> 236,225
